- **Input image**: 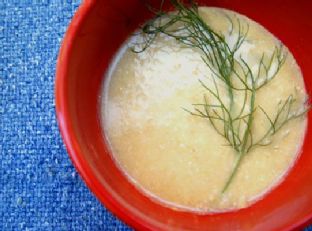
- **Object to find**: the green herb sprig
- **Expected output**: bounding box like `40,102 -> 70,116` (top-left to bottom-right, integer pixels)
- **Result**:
132,0 -> 310,193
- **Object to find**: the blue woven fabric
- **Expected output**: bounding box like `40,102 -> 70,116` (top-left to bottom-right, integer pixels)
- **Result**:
0,1 -> 131,230
0,1 -> 311,231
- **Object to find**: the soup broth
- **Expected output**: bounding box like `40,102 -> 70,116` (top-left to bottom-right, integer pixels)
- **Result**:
101,7 -> 307,212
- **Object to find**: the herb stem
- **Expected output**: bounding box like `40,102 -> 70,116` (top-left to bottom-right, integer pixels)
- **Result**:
133,0 -> 310,193
222,150 -> 245,193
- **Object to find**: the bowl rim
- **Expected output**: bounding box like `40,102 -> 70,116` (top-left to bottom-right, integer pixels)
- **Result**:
54,1 -> 152,230
55,1 -> 312,230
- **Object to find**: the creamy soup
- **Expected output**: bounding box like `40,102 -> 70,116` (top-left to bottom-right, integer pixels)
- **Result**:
101,7 -> 307,212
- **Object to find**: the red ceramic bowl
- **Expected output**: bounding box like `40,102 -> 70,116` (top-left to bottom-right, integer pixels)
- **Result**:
55,0 -> 312,230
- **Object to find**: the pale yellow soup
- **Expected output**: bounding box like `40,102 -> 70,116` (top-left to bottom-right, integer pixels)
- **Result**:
101,7 -> 307,212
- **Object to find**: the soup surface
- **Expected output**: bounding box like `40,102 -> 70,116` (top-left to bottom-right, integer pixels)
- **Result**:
101,7 -> 307,212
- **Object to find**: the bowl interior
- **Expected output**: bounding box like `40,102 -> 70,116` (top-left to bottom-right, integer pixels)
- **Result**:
56,0 -> 312,230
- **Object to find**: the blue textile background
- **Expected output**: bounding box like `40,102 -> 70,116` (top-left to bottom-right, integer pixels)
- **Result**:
0,1 -> 131,230
0,1 -> 310,231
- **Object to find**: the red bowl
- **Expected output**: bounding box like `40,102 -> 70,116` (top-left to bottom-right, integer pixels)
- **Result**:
55,0 -> 312,230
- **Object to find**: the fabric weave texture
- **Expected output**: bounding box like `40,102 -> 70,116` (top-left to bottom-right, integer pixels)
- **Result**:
0,1 -> 130,230
0,1 -> 310,231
